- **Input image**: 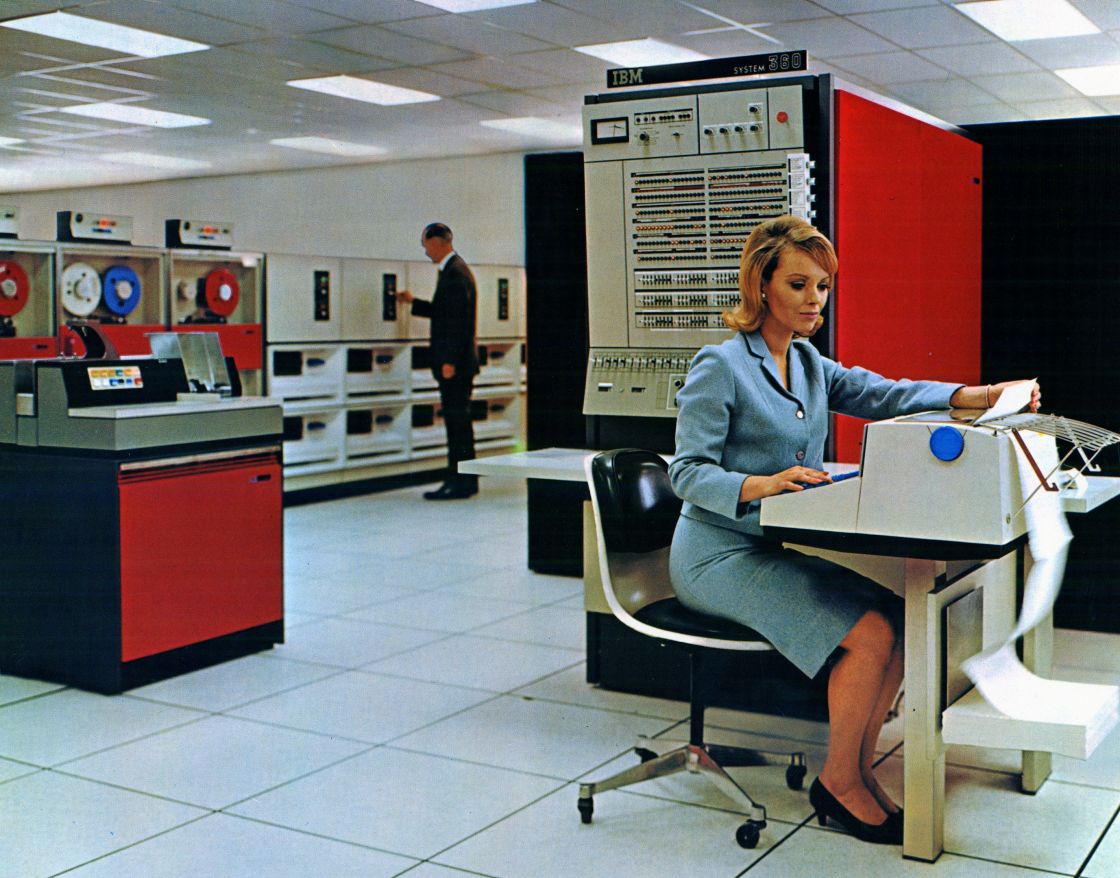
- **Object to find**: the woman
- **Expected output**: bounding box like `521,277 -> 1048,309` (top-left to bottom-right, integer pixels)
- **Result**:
667,215 -> 1039,844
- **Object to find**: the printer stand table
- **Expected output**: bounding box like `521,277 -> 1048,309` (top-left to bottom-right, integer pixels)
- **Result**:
462,449 -> 1119,862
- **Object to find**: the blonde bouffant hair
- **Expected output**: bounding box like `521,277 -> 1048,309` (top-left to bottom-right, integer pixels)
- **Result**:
723,215 -> 837,336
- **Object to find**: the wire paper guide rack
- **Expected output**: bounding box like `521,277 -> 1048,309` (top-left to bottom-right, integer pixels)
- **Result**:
976,412 -> 1120,508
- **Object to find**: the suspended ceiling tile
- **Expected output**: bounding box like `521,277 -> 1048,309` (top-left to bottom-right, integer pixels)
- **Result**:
455,88 -> 560,116
523,79 -> 605,105
369,66 -> 491,98
0,1 -> 69,20
673,29 -> 804,58
1074,0 -> 1120,31
827,50 -> 949,85
426,56 -> 571,88
1016,96 -> 1107,119
953,102 -> 1027,125
234,38 -> 398,73
917,42 -> 1040,76
381,13 -> 553,55
164,0 -> 354,35
78,0 -> 269,46
547,0 -> 736,36
969,71 -> 1083,103
889,76 -> 999,108
312,23 -> 474,65
811,0 -> 935,12
0,29 -> 131,65
466,2 -> 640,45
280,0 -> 445,25
850,5 -> 996,50
501,47 -> 609,80
683,0 -> 833,23
764,17 -> 898,58
1011,33 -> 1120,69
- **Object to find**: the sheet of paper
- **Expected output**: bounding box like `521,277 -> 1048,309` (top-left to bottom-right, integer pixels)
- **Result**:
962,431 -> 1079,720
974,379 -> 1036,425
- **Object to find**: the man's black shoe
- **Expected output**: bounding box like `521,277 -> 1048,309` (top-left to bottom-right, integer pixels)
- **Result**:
423,483 -> 477,500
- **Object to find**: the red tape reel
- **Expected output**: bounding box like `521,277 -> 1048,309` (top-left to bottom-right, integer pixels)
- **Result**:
203,268 -> 240,317
0,260 -> 30,317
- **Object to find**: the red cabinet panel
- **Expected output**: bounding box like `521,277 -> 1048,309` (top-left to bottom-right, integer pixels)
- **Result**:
834,90 -> 982,462
118,453 -> 282,661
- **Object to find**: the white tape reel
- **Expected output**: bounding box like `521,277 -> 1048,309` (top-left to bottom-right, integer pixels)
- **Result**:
61,262 -> 102,317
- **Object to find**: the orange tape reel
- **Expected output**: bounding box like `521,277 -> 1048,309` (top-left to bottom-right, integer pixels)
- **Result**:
202,268 -> 240,317
0,260 -> 30,317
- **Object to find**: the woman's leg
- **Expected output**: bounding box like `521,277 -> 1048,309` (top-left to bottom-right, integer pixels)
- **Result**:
860,637 -> 904,813
819,610 -> 897,825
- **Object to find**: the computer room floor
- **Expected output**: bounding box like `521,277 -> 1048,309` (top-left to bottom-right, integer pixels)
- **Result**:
1,480 -> 1118,877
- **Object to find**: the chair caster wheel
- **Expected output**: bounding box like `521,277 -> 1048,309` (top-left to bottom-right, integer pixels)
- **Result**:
786,763 -> 807,790
736,820 -> 763,849
635,747 -> 657,763
578,796 -> 594,824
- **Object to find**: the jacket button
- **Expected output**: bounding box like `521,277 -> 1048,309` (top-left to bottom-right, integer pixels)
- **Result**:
795,450 -> 805,461
796,410 -> 804,419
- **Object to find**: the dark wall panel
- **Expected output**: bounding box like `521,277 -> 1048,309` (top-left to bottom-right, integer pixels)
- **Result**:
966,118 -> 1120,633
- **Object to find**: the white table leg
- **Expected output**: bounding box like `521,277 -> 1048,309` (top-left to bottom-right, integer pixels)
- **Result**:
903,557 -> 946,862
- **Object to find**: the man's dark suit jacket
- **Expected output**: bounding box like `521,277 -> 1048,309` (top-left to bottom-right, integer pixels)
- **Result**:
409,253 -> 479,379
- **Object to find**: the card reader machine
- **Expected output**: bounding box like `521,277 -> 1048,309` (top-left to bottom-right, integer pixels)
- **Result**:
0,350 -> 285,693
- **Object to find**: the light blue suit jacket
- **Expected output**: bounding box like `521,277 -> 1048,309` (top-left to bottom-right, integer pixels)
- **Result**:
669,330 -> 962,535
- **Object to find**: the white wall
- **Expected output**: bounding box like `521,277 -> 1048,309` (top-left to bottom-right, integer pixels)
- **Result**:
1,151 -> 527,265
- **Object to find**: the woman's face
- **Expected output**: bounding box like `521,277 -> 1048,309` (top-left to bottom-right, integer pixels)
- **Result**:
760,247 -> 831,337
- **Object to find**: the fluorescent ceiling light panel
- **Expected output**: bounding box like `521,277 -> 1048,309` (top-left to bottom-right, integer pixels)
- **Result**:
99,152 -> 212,170
271,137 -> 387,157
954,0 -> 1099,41
287,75 -> 439,106
480,117 -> 582,140
0,137 -> 25,147
418,0 -> 536,10
0,11 -> 209,57
58,103 -> 211,128
1055,64 -> 1120,96
575,38 -> 708,67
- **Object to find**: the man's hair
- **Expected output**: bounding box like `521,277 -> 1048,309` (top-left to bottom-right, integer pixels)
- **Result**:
422,222 -> 453,242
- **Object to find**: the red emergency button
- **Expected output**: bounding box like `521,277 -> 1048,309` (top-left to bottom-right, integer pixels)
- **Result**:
776,111 -> 789,124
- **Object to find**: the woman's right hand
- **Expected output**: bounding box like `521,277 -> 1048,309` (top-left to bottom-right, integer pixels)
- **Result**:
740,467 -> 831,502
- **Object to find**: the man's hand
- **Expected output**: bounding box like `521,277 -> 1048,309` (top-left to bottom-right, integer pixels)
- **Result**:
441,363 -> 456,380
396,289 -> 413,304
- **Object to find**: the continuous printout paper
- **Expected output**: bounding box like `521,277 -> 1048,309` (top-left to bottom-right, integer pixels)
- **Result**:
962,430 -> 1076,720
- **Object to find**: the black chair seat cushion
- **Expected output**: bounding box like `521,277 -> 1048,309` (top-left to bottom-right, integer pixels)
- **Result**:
634,597 -> 772,646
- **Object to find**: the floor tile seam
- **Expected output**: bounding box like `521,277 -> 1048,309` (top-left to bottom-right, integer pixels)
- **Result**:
347,664 -> 509,695
45,811 -> 214,878
211,710 -> 390,748
381,741 -> 577,784
1074,801 -> 1119,877
938,846 -> 1080,876
699,719 -> 832,751
373,690 -> 508,746
421,779 -> 573,865
0,685 -> 69,710
502,690 -> 689,723
211,743 -> 386,812
0,763 -> 44,785
736,808 -> 819,874
121,665 -> 350,713
44,764 -> 215,813
455,626 -> 585,653
39,711 -> 214,771
207,809 -> 428,866
356,600 -> 554,634
397,860 -> 497,878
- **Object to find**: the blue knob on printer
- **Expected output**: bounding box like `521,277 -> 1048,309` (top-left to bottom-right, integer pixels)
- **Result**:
929,426 -> 965,461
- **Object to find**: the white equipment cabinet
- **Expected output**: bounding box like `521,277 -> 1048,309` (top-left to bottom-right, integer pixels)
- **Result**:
264,254 -> 526,491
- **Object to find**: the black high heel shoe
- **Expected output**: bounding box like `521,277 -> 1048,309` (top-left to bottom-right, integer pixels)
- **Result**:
808,778 -> 903,845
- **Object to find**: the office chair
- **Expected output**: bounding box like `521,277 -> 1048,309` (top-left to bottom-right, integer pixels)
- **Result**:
579,449 -> 806,849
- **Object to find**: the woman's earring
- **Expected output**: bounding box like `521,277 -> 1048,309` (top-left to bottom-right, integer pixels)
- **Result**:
761,293 -> 767,302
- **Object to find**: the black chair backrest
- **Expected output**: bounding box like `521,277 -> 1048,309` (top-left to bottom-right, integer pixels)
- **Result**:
591,449 -> 683,554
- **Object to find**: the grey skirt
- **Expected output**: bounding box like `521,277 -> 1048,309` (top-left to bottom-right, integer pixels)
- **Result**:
669,515 -> 902,678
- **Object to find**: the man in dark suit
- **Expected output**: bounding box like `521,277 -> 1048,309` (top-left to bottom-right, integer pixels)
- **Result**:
397,223 -> 480,500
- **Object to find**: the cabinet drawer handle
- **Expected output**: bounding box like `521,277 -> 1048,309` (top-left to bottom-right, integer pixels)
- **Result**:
306,357 -> 326,367
307,421 -> 327,431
